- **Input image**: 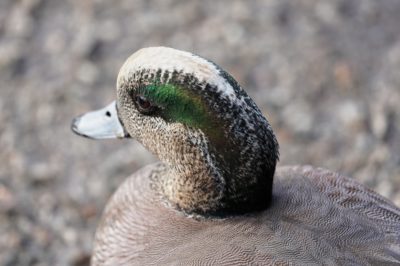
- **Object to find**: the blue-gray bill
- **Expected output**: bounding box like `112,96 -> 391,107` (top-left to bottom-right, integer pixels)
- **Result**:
71,101 -> 128,139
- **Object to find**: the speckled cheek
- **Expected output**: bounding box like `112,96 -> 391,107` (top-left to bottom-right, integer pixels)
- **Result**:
116,88 -> 141,138
116,85 -> 170,154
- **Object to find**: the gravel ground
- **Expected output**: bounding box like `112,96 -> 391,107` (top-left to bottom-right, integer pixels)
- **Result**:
1,0 -> 400,265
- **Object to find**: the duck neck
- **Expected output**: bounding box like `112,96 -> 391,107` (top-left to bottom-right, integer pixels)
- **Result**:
153,128 -> 225,214
153,124 -> 277,216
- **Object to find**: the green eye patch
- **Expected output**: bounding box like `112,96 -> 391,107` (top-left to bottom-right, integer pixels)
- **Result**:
139,83 -> 212,129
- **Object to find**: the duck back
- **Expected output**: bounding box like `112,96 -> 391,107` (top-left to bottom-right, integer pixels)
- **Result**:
92,164 -> 400,265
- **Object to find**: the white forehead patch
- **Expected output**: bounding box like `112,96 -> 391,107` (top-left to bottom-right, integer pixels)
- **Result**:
117,47 -> 237,101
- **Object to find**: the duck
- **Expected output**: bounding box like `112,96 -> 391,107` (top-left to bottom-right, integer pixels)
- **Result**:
71,47 -> 400,265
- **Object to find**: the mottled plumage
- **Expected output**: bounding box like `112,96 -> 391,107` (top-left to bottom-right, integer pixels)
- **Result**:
72,47 -> 400,265
93,165 -> 400,265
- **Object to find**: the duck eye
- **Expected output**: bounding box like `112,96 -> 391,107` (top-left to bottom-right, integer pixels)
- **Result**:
135,95 -> 154,114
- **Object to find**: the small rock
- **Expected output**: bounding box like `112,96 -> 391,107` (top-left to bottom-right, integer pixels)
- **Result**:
376,180 -> 392,199
0,184 -> 16,212
282,101 -> 313,135
393,193 -> 400,207
337,101 -> 366,133
32,227 -> 51,247
76,61 -> 99,85
30,163 -> 56,184
370,105 -> 389,139
334,62 -> 354,91
7,6 -> 34,37
79,204 -> 97,219
71,252 -> 91,266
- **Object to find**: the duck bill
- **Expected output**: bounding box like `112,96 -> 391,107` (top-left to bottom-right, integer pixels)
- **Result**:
71,101 -> 129,139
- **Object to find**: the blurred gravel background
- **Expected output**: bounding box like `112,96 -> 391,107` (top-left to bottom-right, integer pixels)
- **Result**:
1,0 -> 400,265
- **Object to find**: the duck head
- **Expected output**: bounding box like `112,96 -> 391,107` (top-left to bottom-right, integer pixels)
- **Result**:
72,47 -> 279,216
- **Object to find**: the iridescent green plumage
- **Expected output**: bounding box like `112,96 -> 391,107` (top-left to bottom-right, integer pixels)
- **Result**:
141,83 -> 211,129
